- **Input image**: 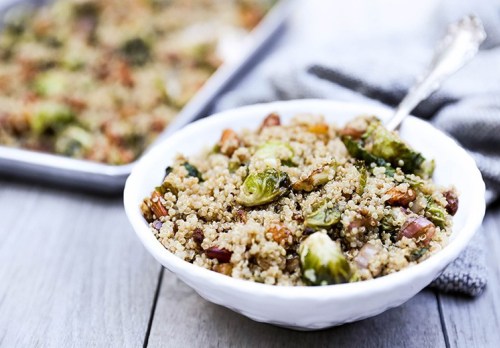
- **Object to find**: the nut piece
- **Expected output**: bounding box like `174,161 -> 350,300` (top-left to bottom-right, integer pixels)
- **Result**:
259,113 -> 281,131
386,186 -> 416,207
150,191 -> 168,218
141,201 -> 154,222
268,224 -> 292,245
219,129 -> 240,157
213,263 -> 233,276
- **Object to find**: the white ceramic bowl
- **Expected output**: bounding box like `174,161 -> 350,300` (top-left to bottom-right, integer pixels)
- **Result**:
124,100 -> 485,330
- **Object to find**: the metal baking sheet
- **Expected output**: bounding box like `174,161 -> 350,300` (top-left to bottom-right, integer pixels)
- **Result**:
0,0 -> 294,193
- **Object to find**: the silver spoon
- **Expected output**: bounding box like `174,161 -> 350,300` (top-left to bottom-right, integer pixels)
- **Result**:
385,15 -> 486,131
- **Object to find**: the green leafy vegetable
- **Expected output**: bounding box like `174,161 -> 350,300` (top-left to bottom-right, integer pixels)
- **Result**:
409,247 -> 429,262
119,37 -> 151,66
165,166 -> 173,177
183,162 -> 203,181
425,197 -> 447,228
380,207 -> 406,234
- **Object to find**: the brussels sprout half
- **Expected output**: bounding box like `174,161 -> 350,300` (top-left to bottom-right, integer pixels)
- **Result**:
253,140 -> 294,168
237,168 -> 290,207
304,201 -> 341,229
299,232 -> 356,285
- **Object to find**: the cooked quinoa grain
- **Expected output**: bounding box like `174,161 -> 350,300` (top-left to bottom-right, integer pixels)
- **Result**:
0,0 -> 275,164
142,114 -> 459,286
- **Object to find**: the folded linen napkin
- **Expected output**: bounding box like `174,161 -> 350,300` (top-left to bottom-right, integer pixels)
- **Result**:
214,0 -> 499,296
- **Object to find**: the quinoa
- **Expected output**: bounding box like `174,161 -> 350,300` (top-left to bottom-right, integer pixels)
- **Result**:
0,0 -> 275,164
141,113 -> 459,286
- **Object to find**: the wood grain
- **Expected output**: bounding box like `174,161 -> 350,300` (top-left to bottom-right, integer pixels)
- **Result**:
1,174 -> 498,348
148,272 -> 446,348
0,178 -> 161,348
438,205 -> 500,348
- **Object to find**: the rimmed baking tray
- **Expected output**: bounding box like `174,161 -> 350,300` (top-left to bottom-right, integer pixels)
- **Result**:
0,0 -> 294,193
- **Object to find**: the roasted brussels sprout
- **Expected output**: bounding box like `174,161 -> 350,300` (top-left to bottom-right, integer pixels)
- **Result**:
292,163 -> 336,192
237,168 -> 290,207
424,197 -> 447,228
342,118 -> 433,178
253,141 -> 294,168
33,71 -> 67,97
363,119 -> 434,177
259,113 -> 280,132
304,201 -> 341,229
3,3 -> 33,37
341,135 -> 387,168
55,125 -> 92,157
119,37 -> 151,66
299,232 -> 356,285
30,101 -> 75,134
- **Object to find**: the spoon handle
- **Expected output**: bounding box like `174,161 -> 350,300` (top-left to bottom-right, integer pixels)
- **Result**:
385,15 -> 486,131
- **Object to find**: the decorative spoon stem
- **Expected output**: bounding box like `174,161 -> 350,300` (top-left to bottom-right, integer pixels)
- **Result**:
385,15 -> 486,131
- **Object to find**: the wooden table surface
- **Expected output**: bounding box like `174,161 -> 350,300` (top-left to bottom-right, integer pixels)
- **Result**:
0,176 -> 499,348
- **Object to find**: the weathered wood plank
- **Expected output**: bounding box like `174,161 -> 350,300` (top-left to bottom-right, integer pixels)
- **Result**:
148,271 -> 445,348
0,178 -> 161,348
439,205 -> 500,348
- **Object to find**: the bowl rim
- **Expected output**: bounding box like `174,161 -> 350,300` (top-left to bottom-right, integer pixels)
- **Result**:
124,99 -> 486,300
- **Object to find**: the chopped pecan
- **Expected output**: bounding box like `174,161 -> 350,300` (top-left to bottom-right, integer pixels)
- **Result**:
140,201 -> 154,222
259,113 -> 280,132
218,129 -> 240,157
268,224 -> 292,245
213,263 -> 233,276
386,187 -> 416,207
150,191 -> 168,218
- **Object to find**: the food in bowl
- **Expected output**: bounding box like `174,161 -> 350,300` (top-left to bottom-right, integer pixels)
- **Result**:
140,113 -> 459,286
0,0 -> 275,164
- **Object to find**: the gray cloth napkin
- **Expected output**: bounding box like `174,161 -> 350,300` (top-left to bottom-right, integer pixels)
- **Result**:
214,0 -> 500,296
